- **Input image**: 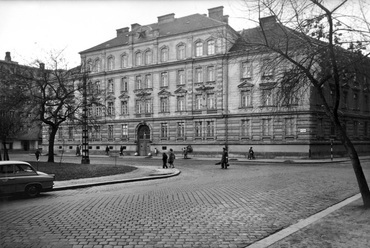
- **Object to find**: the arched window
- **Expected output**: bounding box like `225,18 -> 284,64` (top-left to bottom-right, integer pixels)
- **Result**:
207,40 -> 215,55
95,58 -> 101,72
107,56 -> 114,71
177,44 -> 185,60
145,50 -> 152,65
195,42 -> 203,57
161,47 -> 169,62
135,52 -> 142,66
87,60 -> 93,72
121,54 -> 128,68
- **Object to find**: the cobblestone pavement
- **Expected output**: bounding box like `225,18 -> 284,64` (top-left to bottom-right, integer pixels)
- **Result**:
0,156 -> 369,248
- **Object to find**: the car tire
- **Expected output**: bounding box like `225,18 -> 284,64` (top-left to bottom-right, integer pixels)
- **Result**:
25,184 -> 41,197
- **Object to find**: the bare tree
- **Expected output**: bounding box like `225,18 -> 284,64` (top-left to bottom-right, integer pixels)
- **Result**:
230,0 -> 370,207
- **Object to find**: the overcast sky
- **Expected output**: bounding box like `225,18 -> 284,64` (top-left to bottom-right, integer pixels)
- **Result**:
0,0 -> 257,67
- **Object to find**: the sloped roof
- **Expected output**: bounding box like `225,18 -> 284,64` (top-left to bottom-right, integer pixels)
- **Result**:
80,13 -> 226,54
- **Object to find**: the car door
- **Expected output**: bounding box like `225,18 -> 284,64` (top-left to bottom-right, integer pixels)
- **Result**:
0,164 -> 16,194
13,163 -> 38,193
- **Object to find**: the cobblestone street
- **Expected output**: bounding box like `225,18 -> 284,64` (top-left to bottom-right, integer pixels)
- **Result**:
1,156 -> 369,248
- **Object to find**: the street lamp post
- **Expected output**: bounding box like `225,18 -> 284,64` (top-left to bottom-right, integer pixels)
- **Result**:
81,73 -> 90,164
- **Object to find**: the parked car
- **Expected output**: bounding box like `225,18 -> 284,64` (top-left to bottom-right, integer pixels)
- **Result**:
0,161 -> 55,197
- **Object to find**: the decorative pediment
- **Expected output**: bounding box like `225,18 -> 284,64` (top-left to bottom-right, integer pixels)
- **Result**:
135,89 -> 152,98
195,84 -> 214,91
238,81 -> 254,90
118,92 -> 130,99
174,87 -> 188,94
106,94 -> 116,101
158,88 -> 173,96
259,82 -> 276,90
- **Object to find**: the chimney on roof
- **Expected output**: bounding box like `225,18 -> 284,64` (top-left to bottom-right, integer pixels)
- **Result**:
5,52 -> 11,62
158,13 -> 175,24
116,27 -> 130,37
131,23 -> 141,31
208,6 -> 225,22
39,63 -> 45,70
259,16 -> 276,30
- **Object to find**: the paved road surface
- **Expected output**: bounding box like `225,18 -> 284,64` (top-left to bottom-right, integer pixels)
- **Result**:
1,156 -> 369,248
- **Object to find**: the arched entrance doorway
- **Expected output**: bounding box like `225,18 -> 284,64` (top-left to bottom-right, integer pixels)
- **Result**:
137,124 -> 151,156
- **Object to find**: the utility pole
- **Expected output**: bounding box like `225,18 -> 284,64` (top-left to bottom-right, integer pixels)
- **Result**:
81,70 -> 90,164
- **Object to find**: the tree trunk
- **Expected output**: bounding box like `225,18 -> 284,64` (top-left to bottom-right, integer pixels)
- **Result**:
345,137 -> 370,208
2,141 -> 9,161
48,128 -> 57,163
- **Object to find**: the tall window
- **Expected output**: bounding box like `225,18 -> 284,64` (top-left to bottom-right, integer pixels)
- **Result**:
161,47 -> 168,62
121,54 -> 128,68
136,75 -> 142,90
58,127 -> 63,140
206,120 -> 214,137
160,97 -> 169,112
95,59 -> 101,72
121,77 -> 128,92
68,127 -> 73,139
145,74 -> 152,89
178,70 -> 185,85
353,93 -> 359,110
262,119 -> 272,137
108,125 -> 114,140
145,99 -> 152,113
121,101 -> 128,115
207,40 -> 215,55
262,59 -> 273,77
161,72 -> 168,87
107,79 -> 114,93
195,42 -> 203,57
177,44 -> 185,59
136,100 -> 143,114
207,66 -> 215,82
135,52 -> 142,66
87,61 -> 93,72
241,119 -> 251,138
195,95 -> 202,110
342,91 -> 348,109
107,102 -> 114,116
241,91 -> 252,107
160,123 -> 168,138
177,122 -> 185,138
177,96 -> 185,111
121,124 -> 128,139
207,93 -> 216,109
262,89 -> 274,106
107,57 -> 114,71
365,95 -> 369,112
145,50 -> 152,65
195,121 -> 203,137
242,61 -> 252,79
285,118 -> 295,137
196,68 -> 203,83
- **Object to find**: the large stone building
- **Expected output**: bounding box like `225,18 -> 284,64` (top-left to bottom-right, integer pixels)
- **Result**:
0,52 -> 42,152
48,6 -> 370,158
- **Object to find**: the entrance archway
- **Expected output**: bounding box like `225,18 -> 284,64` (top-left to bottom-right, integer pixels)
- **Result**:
137,124 -> 151,156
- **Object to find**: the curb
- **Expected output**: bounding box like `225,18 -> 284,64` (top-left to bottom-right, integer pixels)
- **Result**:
52,169 -> 181,191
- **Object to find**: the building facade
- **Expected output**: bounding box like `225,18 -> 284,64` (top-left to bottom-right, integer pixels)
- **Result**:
47,6 -> 370,158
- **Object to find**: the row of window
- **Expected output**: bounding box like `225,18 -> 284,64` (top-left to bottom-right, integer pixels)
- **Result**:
317,119 -> 369,138
88,39 -> 216,72
89,66 -> 216,95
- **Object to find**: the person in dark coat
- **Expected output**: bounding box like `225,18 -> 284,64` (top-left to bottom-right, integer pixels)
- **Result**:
248,147 -> 255,159
105,146 -> 110,155
35,149 -> 41,161
168,149 -> 175,168
221,147 -> 228,169
162,152 -> 168,169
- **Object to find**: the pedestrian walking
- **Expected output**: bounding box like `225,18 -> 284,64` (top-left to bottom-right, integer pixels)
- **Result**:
183,147 -> 188,159
168,149 -> 176,168
221,147 -> 228,169
154,148 -> 158,156
106,146 -> 110,156
120,146 -> 124,156
162,152 -> 168,168
248,147 -> 255,160
76,145 -> 81,156
35,149 -> 41,161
